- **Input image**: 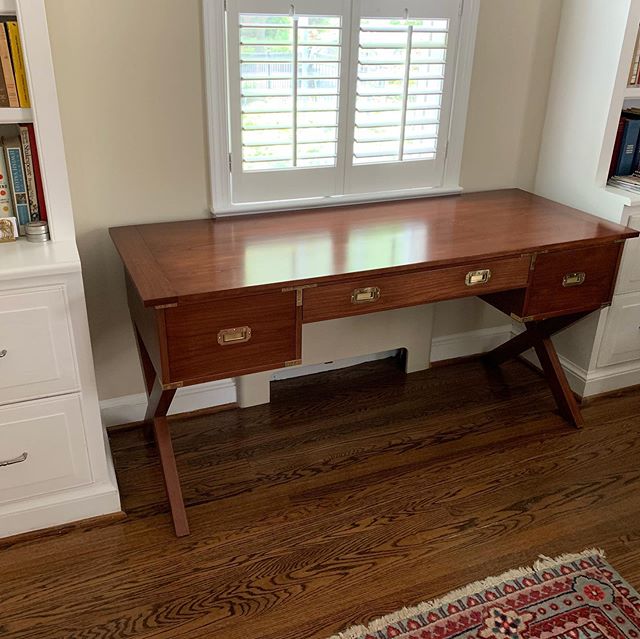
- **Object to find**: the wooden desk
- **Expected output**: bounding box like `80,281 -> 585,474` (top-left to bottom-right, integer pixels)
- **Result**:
110,189 -> 639,536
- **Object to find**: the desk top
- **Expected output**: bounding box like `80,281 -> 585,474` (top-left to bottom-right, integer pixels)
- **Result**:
110,189 -> 638,307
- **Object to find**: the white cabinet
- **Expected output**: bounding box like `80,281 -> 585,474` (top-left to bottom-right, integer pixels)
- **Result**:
0,394 -> 91,504
0,286 -> 79,405
616,212 -> 640,294
598,291 -> 640,366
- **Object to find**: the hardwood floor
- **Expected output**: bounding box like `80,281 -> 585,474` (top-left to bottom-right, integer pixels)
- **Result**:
2,357 -> 640,639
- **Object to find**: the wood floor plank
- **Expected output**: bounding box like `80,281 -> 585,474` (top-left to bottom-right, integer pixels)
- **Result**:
1,359 -> 639,639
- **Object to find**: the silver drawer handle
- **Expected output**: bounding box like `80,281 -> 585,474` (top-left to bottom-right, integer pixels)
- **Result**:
0,451 -> 28,467
0,349 -> 6,358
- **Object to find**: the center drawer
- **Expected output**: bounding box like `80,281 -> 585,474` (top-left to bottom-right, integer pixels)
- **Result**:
164,290 -> 298,384
303,255 -> 532,323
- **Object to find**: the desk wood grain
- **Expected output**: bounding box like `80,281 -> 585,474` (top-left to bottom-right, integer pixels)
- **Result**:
110,189 -> 637,308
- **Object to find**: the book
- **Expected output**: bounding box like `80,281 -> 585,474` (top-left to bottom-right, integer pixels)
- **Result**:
614,117 -> 640,176
22,123 -> 46,221
630,25 -> 640,85
0,22 -> 17,107
0,148 -> 14,218
5,22 -> 29,108
18,124 -> 39,220
0,53 -> 9,107
3,135 -> 30,233
609,118 -> 626,179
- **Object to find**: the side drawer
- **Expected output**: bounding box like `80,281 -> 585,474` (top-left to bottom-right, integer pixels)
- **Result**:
0,394 -> 92,505
303,255 -> 531,323
164,290 -> 298,384
597,291 -> 640,367
523,243 -> 622,319
0,286 -> 79,405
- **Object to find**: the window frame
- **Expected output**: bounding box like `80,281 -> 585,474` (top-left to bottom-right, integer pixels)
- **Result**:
203,0 -> 480,216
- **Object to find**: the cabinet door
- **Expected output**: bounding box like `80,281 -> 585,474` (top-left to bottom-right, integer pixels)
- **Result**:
0,286 -> 79,405
616,212 -> 640,294
0,394 -> 92,505
597,292 -> 640,367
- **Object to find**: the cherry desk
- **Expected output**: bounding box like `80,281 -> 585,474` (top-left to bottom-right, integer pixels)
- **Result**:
110,189 -> 639,536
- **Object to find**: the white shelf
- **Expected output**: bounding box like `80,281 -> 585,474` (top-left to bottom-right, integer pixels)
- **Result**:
625,85 -> 640,99
0,107 -> 33,124
0,238 -> 80,280
605,184 -> 640,207
0,0 -> 16,15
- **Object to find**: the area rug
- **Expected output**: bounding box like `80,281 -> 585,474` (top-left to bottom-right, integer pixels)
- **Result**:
330,549 -> 640,639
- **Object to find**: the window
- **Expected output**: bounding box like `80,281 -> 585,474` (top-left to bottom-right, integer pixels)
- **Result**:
204,0 -> 479,213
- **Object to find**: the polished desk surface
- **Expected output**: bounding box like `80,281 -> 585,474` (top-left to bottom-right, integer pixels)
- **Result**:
110,189 -> 637,307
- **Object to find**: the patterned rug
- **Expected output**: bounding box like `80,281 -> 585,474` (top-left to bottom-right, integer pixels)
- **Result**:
330,550 -> 640,639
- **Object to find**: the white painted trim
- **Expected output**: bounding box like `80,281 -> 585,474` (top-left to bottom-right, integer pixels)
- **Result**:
100,379 -> 237,428
430,324 -> 513,362
202,0 -> 479,214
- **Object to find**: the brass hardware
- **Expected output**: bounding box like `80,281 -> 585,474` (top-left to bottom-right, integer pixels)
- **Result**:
218,326 -> 252,345
162,381 -> 184,390
465,269 -> 492,286
0,452 -> 28,468
562,272 -> 586,287
529,254 -> 538,271
285,359 -> 302,367
282,284 -> 317,307
351,286 -> 381,304
510,313 -> 535,323
0,349 -> 6,358
155,303 -> 178,309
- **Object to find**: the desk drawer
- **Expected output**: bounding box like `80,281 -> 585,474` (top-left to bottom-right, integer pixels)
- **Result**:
164,291 -> 298,384
523,243 -> 621,319
303,255 -> 531,323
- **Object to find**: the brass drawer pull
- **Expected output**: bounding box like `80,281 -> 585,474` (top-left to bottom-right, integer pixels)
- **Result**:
465,269 -> 492,286
0,452 -> 28,467
351,286 -> 381,304
217,326 -> 252,345
563,272 -> 586,287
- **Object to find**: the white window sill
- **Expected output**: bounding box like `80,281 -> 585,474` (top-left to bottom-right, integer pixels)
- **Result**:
211,185 -> 464,218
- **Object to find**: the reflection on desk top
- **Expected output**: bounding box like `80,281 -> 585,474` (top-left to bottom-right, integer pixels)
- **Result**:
109,189 -> 639,307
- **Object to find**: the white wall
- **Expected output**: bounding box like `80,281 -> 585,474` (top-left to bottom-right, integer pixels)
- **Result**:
44,0 -> 563,403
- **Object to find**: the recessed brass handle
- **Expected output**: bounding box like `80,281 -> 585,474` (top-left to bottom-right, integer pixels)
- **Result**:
0,452 -> 28,467
563,272 -> 586,287
465,269 -> 492,286
217,326 -> 251,345
351,286 -> 381,304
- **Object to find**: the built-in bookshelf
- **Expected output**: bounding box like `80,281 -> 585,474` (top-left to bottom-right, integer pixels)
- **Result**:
0,0 -> 120,538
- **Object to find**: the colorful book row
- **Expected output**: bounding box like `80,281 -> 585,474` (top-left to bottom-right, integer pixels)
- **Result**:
0,16 -> 29,108
0,123 -> 46,234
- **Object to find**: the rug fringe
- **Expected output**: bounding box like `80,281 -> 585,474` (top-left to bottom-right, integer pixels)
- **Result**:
328,548 -> 606,639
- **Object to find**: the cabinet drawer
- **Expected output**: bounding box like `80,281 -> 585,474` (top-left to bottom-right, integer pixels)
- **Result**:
164,290 -> 298,383
0,286 -> 79,405
303,255 -> 531,323
616,213 -> 640,294
523,243 -> 621,319
597,292 -> 640,367
0,395 -> 92,505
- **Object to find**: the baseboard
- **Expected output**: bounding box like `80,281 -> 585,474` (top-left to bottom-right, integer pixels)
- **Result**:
430,324 -> 513,362
100,379 -> 236,428
0,480 -> 121,539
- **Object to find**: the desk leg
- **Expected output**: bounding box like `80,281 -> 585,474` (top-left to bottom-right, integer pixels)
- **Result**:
484,313 -> 587,429
145,380 -> 190,537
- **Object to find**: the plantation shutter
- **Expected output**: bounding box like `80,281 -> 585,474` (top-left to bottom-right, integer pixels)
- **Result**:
226,0 -> 351,203
343,0 -> 462,194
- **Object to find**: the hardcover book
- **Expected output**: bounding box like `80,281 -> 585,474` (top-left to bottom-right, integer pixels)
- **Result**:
0,22 -> 18,108
0,148 -> 14,218
615,117 -> 640,176
3,135 -> 30,233
22,124 -> 46,221
18,125 -> 39,220
6,22 -> 29,108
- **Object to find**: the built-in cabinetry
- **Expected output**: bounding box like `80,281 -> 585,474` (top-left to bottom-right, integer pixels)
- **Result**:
534,0 -> 640,396
0,0 -> 119,538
